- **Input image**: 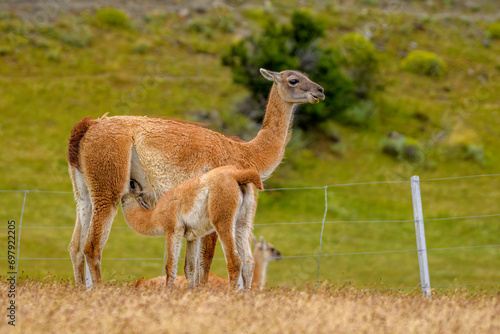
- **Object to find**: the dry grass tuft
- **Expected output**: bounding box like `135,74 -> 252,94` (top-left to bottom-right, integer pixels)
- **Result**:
0,281 -> 498,333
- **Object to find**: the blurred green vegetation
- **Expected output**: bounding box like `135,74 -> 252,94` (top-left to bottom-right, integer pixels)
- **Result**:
486,22 -> 500,39
0,2 -> 499,291
96,8 -> 129,28
401,50 -> 448,77
222,10 -> 358,134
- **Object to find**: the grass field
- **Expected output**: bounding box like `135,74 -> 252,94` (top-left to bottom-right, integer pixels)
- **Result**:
0,1 -> 499,291
1,281 -> 499,333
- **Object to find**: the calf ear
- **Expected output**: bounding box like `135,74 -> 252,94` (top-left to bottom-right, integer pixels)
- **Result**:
259,236 -> 267,250
260,68 -> 280,82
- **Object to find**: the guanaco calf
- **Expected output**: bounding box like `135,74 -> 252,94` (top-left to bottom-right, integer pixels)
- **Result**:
251,235 -> 282,290
121,166 -> 262,289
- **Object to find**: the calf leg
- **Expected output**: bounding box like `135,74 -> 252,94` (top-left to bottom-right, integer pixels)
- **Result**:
211,211 -> 242,288
185,238 -> 200,288
165,228 -> 184,288
235,185 -> 258,290
198,232 -> 218,285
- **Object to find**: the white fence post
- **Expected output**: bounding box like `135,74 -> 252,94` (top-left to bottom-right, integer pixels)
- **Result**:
85,262 -> 93,288
411,175 -> 431,298
15,190 -> 28,283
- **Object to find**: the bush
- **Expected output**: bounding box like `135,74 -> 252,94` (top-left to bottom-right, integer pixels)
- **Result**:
143,11 -> 169,26
207,8 -> 235,33
31,36 -> 53,49
0,45 -> 12,56
188,10 -> 235,39
188,19 -> 214,39
131,41 -> 150,54
222,10 -> 356,133
0,11 -> 12,20
58,25 -> 93,47
381,132 -> 424,163
46,48 -> 62,62
96,8 -> 128,27
401,50 -> 447,77
462,144 -> 485,163
486,22 -> 500,39
339,100 -> 377,127
444,127 -> 485,164
338,33 -> 379,98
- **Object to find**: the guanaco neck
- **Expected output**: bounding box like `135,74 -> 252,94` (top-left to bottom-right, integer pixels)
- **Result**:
121,197 -> 160,236
252,256 -> 268,289
247,83 -> 295,179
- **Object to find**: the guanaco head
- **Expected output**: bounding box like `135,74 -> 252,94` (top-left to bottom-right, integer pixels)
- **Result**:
253,235 -> 282,261
260,68 -> 325,104
121,179 -> 151,210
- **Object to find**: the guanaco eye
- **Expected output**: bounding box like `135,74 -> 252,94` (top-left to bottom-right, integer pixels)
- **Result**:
130,181 -> 136,189
289,79 -> 299,85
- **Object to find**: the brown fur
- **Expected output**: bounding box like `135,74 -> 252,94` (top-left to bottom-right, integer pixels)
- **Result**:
121,166 -> 261,289
165,118 -> 208,128
67,116 -> 95,171
68,69 -> 324,286
165,119 -> 245,143
232,169 -> 263,190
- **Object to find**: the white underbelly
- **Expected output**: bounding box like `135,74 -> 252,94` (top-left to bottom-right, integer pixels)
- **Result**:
180,187 -> 213,240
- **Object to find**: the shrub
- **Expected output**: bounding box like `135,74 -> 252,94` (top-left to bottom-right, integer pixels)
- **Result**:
444,127 -> 485,164
96,8 -> 128,27
319,120 -> 341,142
31,36 -> 53,49
143,11 -> 169,26
462,144 -> 485,163
222,10 -> 356,133
486,22 -> 500,39
339,100 -> 377,127
58,25 -> 93,47
338,32 -> 379,98
381,133 -> 424,163
445,143 -> 485,165
46,48 -> 62,62
207,8 -> 235,33
188,19 -> 214,39
188,10 -> 235,39
240,8 -> 273,26
0,11 -> 12,20
131,41 -> 150,54
0,45 -> 12,56
38,22 -> 93,48
401,50 -> 447,77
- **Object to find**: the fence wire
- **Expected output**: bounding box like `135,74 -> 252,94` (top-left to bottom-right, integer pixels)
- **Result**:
1,173 -> 499,290
3,213 -> 499,229
5,244 -> 498,262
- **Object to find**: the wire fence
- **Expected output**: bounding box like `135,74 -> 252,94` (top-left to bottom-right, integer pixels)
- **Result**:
1,173 -> 499,293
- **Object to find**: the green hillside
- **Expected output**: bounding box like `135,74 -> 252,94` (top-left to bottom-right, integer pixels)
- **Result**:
0,2 -> 499,291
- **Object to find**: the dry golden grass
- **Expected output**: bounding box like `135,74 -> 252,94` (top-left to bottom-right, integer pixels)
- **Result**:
0,281 -> 498,334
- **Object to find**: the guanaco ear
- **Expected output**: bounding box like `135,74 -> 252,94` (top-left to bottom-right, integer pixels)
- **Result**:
259,236 -> 267,250
251,234 -> 257,246
260,68 -> 280,82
